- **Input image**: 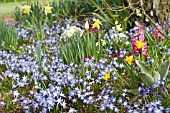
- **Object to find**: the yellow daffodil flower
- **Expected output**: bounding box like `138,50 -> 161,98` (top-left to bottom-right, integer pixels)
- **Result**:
44,6 -> 53,15
85,20 -> 89,30
103,72 -> 110,80
136,40 -> 144,49
22,5 -> 32,15
125,56 -> 134,64
93,19 -> 102,29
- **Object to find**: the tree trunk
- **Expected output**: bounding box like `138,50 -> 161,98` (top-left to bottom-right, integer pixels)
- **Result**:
127,0 -> 170,22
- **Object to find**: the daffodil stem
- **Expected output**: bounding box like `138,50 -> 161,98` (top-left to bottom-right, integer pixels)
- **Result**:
87,31 -> 90,56
140,52 -> 145,62
98,32 -> 101,60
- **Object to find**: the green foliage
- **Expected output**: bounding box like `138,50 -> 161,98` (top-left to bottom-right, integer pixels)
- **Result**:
14,1 -> 46,24
153,71 -> 160,82
13,0 -> 79,23
88,0 -> 131,30
135,60 -> 152,75
158,58 -> 170,78
0,21 -> 18,49
58,32 -> 103,64
139,72 -> 155,87
0,0 -> 25,3
145,31 -> 169,58
51,0 -> 78,19
135,59 -> 170,87
1,1 -> 170,112
13,0 -> 131,28
123,60 -> 138,89
13,7 -> 23,22
35,43 -> 42,72
14,3 -> 47,41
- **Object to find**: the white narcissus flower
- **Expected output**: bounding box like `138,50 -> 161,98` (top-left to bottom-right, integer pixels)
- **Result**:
145,17 -> 149,22
66,24 -> 70,28
80,31 -> 84,37
115,21 -> 119,25
61,25 -> 84,38
136,9 -> 142,17
150,10 -> 154,17
115,21 -> 123,32
119,33 -> 126,38
125,41 -> 130,45
96,39 -> 106,46
116,24 -> 123,31
96,42 -> 98,46
101,39 -> 106,46
113,33 -> 118,38
44,6 -> 53,15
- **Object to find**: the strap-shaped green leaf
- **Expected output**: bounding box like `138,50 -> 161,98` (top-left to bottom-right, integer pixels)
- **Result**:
153,71 -> 161,82
127,89 -> 139,95
158,58 -> 170,78
140,73 -> 154,87
135,60 -> 152,75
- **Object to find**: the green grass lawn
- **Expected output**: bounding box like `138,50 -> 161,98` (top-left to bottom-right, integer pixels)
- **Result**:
0,2 -> 22,15
0,0 -> 51,16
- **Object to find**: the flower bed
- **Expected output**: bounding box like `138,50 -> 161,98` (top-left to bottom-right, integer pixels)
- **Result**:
0,1 -> 170,113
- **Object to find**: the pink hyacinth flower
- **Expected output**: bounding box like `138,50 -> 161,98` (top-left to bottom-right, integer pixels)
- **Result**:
132,38 -> 148,57
132,22 -> 148,57
152,25 -> 165,39
133,22 -> 146,37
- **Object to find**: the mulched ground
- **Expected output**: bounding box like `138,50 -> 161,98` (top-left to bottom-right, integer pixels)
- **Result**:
0,15 -> 16,23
